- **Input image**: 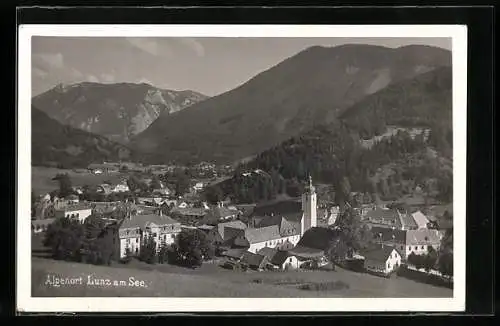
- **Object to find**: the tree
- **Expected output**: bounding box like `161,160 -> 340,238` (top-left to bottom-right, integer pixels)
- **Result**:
53,173 -> 73,198
175,229 -> 214,267
150,175 -> 162,191
139,234 -> 158,264
424,246 -> 438,273
43,217 -> 85,262
158,243 -> 169,264
438,252 -> 453,280
327,205 -> 372,265
174,169 -> 191,196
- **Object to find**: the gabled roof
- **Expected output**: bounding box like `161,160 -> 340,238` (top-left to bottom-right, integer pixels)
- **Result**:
296,227 -> 337,251
406,229 -> 441,245
243,225 -> 281,244
257,247 -> 278,261
271,250 -> 292,266
120,214 -> 180,230
58,203 -> 92,212
411,211 -> 430,228
170,207 -> 208,217
217,220 -> 247,240
221,248 -> 246,260
399,211 -> 419,229
241,251 -> 267,267
361,245 -> 399,262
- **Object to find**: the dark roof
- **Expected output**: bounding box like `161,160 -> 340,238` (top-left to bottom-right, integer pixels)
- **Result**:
241,252 -> 267,267
257,247 -> 278,261
120,214 -> 180,230
252,199 -> 302,216
370,227 -> 407,243
288,245 -> 325,259
270,250 -> 292,265
171,207 -> 208,217
221,248 -> 246,260
361,245 -> 399,262
217,221 -> 247,240
296,227 -> 337,251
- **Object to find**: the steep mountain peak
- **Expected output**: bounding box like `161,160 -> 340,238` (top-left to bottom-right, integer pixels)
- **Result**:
32,82 -> 209,144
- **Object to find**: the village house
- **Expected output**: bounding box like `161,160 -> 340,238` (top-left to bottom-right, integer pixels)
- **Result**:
111,181 -> 130,193
200,203 -> 239,225
116,211 -> 181,259
363,207 -> 418,230
88,163 -> 119,175
192,182 -> 205,192
240,251 -> 270,271
204,220 -> 247,249
55,203 -> 93,223
257,247 -> 301,270
361,245 -> 402,277
370,226 -> 442,260
96,184 -> 113,195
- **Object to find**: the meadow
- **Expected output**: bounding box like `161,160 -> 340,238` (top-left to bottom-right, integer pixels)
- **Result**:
31,166 -> 127,196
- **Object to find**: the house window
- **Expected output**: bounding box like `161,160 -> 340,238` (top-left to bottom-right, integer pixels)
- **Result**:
126,239 -> 130,244
289,258 -> 292,263
171,234 -> 175,239
421,246 -> 424,249
136,238 -> 139,243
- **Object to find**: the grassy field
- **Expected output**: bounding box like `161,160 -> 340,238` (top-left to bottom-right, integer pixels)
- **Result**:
32,166 -> 127,196
31,253 -> 452,298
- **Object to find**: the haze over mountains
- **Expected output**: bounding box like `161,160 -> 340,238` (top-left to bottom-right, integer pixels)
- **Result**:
32,82 -> 208,144
130,44 -> 451,164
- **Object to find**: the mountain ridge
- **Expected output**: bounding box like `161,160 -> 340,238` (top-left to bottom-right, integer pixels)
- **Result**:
131,44 -> 451,164
31,105 -> 136,168
32,82 -> 209,144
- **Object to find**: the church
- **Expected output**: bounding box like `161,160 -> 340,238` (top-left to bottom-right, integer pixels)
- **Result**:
232,176 -> 318,253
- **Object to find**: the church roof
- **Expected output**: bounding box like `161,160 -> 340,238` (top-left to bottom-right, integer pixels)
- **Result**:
296,227 -> 337,251
243,225 -> 282,244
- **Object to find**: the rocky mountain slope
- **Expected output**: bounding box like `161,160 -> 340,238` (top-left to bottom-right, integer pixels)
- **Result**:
32,82 -> 208,144
32,106 -> 136,168
131,44 -> 451,164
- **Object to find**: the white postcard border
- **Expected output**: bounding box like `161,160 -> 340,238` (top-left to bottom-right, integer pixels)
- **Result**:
17,24 -> 467,313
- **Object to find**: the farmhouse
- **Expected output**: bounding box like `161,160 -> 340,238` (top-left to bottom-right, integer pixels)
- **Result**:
116,211 -> 181,259
361,245 -> 402,277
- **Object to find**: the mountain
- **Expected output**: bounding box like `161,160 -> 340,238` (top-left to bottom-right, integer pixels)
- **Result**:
131,44 -> 451,164
32,82 -> 209,144
32,106 -> 136,168
339,66 -> 452,137
206,65 -> 453,204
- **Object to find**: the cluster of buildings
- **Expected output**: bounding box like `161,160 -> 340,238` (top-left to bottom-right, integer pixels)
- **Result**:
32,171 -> 451,278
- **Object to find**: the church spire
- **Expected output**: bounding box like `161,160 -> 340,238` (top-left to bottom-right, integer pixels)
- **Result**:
307,174 -> 315,194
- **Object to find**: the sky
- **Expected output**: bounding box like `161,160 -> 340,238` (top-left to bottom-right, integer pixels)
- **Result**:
31,37 -> 451,97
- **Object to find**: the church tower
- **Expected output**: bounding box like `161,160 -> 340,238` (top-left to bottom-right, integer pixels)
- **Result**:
301,175 -> 317,236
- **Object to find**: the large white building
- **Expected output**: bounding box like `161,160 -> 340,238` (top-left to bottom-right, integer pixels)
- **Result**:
116,211 -> 181,259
